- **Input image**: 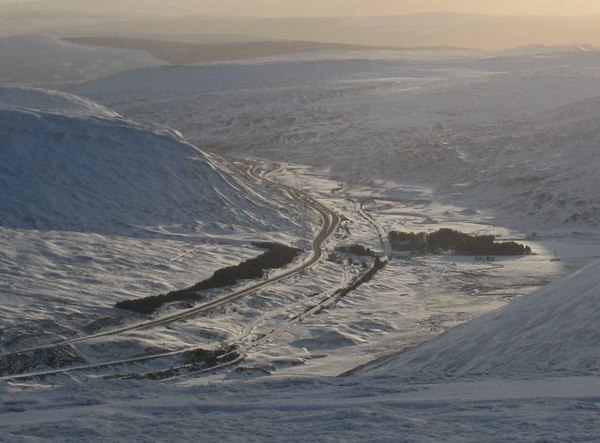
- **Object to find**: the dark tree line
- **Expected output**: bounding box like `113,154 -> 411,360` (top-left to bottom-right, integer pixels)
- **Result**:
336,243 -> 376,257
116,242 -> 302,315
389,228 -> 532,256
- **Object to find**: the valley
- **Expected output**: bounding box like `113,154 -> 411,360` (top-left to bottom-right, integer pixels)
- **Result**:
1,28 -> 600,441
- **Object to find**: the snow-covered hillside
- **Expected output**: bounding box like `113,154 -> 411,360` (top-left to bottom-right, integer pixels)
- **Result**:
0,86 -> 299,235
2,48 -> 600,442
440,98 -> 600,232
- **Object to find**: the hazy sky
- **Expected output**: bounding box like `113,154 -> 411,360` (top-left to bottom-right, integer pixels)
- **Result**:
3,0 -> 600,17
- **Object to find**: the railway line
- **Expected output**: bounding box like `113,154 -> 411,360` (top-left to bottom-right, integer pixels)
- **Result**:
0,160 -> 340,380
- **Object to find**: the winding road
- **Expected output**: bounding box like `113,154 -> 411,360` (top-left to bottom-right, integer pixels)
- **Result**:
0,161 -> 340,378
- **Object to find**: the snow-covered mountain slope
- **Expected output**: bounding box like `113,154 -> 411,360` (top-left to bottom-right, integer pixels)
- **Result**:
366,259 -> 600,380
0,87 -> 300,236
2,66 -> 600,441
0,86 -> 311,356
0,35 -> 164,88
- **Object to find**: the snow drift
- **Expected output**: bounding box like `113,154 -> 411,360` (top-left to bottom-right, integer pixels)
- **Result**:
368,260 -> 600,380
0,87 -> 297,235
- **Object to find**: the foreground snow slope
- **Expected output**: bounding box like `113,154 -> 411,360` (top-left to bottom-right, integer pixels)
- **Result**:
365,259 -> 600,380
0,86 -> 298,235
1,373 -> 599,442
1,255 -> 599,441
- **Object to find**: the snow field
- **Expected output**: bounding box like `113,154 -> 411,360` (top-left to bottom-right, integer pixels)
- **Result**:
70,51 -> 600,236
2,47 -> 600,441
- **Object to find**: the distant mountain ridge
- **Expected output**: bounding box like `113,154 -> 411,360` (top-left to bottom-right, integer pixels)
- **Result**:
0,34 -> 164,87
64,37 -> 473,65
497,43 -> 595,56
4,8 -> 600,50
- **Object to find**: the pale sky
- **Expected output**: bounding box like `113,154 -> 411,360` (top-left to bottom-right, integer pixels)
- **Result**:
3,0 -> 600,17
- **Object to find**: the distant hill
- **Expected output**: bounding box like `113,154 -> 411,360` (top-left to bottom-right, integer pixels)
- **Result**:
64,37 -> 415,65
5,10 -> 600,51
0,34 -> 164,87
497,43 -> 595,56
0,86 -> 298,236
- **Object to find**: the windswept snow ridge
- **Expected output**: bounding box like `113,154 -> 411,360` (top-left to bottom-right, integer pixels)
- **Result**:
0,85 -> 119,118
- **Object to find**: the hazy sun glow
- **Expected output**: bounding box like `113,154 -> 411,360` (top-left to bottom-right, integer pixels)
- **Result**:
208,0 -> 600,18
3,0 -> 600,17
4,1 -> 600,50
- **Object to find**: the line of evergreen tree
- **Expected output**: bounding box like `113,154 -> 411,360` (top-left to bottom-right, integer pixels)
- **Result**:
116,242 -> 302,315
335,243 -> 376,257
389,228 -> 532,256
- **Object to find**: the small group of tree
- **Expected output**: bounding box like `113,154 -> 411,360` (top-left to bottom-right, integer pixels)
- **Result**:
335,243 -> 376,257
389,228 -> 532,256
329,257 -> 388,303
